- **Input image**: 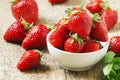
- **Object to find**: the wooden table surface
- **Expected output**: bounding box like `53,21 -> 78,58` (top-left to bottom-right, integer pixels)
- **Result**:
0,0 -> 120,80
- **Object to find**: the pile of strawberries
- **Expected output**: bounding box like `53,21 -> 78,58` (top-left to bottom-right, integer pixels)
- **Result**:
3,0 -> 52,71
3,0 -> 118,71
50,0 -> 118,53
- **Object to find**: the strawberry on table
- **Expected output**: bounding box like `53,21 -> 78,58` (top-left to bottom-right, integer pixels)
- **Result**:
4,21 -> 26,43
50,18 -> 69,50
17,50 -> 41,71
101,9 -> 118,31
22,24 -> 50,50
82,41 -> 100,53
109,36 -> 120,54
11,0 -> 38,24
67,8 -> 92,38
64,33 -> 84,53
48,0 -> 68,4
90,13 -> 108,42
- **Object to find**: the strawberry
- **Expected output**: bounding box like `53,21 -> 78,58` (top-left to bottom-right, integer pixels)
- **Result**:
67,9 -> 92,38
82,41 -> 100,53
22,24 -> 50,50
11,0 -> 38,24
50,19 -> 69,50
17,50 -> 41,71
109,36 -> 120,54
48,0 -> 68,4
64,33 -> 84,53
86,0 -> 110,14
90,13 -> 108,42
101,9 -> 118,30
86,0 -> 103,14
4,21 -> 26,43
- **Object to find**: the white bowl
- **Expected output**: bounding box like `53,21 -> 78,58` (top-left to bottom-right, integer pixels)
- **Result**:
46,30 -> 109,71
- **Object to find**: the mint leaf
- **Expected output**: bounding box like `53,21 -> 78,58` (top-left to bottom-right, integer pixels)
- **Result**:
102,51 -> 115,63
103,63 -> 113,76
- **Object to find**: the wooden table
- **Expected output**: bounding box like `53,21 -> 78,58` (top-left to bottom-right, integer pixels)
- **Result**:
0,0 -> 120,80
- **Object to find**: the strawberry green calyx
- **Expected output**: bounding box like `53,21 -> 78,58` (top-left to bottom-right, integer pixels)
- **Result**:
101,1 -> 110,10
34,49 -> 44,65
63,17 -> 69,24
92,13 -> 100,28
65,7 -> 82,17
38,20 -> 55,30
21,18 -> 33,31
34,49 -> 43,59
92,13 -> 100,22
70,33 -> 83,46
10,0 -> 18,5
65,3 -> 84,17
65,8 -> 74,14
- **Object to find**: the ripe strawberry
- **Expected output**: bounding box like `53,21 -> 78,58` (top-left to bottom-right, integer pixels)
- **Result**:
4,21 -> 26,43
101,9 -> 118,30
48,0 -> 68,4
82,41 -> 100,52
64,33 -> 84,53
50,19 -> 69,50
90,13 -> 108,42
11,0 -> 38,24
67,9 -> 92,38
109,36 -> 120,54
17,50 -> 41,71
22,24 -> 50,50
86,0 -> 103,14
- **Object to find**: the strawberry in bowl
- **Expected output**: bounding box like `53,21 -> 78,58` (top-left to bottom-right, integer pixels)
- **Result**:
46,7 -> 109,71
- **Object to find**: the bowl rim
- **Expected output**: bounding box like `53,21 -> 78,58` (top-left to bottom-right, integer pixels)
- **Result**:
47,30 -> 109,55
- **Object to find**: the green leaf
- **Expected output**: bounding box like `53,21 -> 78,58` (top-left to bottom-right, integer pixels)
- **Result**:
113,63 -> 120,70
103,63 -> 113,76
102,51 -> 115,63
112,57 -> 120,63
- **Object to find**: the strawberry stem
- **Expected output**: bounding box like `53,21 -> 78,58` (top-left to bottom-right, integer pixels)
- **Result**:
34,49 -> 44,64
21,18 -> 33,31
80,2 -> 84,9
70,33 -> 83,46
38,20 -> 55,30
92,13 -> 100,22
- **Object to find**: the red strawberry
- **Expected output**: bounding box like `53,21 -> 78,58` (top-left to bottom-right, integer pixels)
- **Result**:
101,9 -> 118,30
17,50 -> 41,71
67,9 -> 92,38
82,41 -> 100,52
86,0 -> 103,14
109,36 -> 120,54
4,21 -> 26,43
90,13 -> 108,42
22,24 -> 50,50
48,0 -> 68,4
11,0 -> 38,24
50,19 -> 69,50
64,33 -> 84,53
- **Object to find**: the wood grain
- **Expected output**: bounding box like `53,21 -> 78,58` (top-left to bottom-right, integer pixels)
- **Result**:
0,0 -> 120,80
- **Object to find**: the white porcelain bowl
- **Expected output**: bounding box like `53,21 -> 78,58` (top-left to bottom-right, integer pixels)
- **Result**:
46,30 -> 109,71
